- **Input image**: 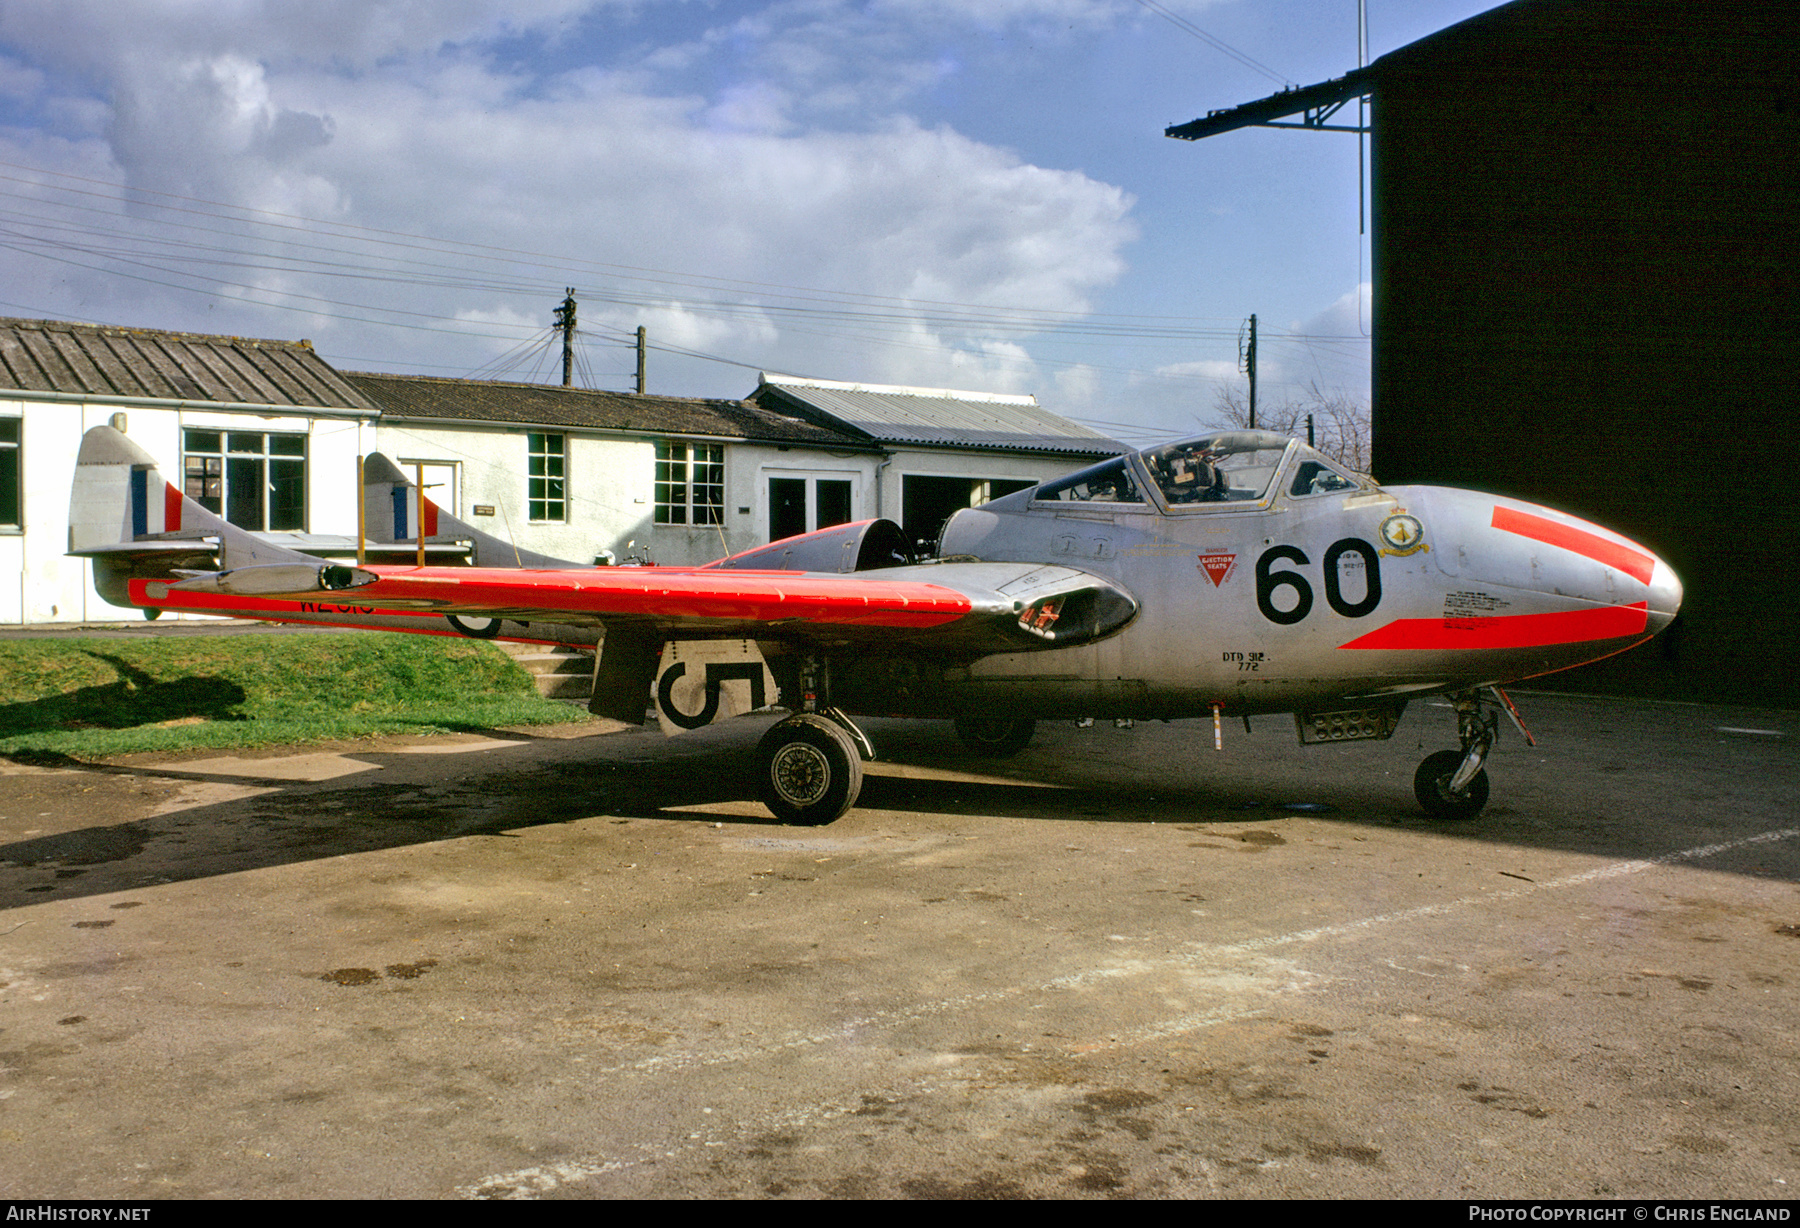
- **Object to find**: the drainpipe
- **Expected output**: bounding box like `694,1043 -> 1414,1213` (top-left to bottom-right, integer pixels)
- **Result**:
874,454 -> 892,520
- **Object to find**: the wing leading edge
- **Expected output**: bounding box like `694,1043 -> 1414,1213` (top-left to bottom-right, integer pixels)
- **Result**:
146,558 -> 1137,654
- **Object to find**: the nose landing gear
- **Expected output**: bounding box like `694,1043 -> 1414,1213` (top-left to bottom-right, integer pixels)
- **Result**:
1414,686 -> 1534,821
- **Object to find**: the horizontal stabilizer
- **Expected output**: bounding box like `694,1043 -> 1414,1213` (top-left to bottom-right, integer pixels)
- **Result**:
166,562 -> 377,597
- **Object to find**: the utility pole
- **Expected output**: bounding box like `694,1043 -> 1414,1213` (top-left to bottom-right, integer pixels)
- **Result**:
636,325 -> 646,395
1239,313 -> 1258,429
554,288 -> 577,387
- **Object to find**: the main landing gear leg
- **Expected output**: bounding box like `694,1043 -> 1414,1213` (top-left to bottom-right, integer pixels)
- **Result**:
1413,688 -> 1503,821
755,657 -> 872,826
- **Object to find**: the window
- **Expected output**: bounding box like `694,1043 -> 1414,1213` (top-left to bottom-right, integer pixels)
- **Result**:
1288,458 -> 1360,498
183,429 -> 305,531
0,417 -> 18,528
656,441 -> 724,526
1035,456 -> 1142,504
1142,435 -> 1291,506
528,433 -> 565,521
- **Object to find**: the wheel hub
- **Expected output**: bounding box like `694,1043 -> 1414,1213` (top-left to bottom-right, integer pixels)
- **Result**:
771,742 -> 831,806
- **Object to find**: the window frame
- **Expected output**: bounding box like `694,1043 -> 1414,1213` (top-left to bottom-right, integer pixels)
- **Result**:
527,433 -> 567,522
0,416 -> 19,530
655,440 -> 725,527
181,428 -> 307,532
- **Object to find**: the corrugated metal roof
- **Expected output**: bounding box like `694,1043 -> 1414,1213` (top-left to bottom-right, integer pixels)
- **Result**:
348,372 -> 874,448
752,374 -> 1123,457
0,317 -> 377,410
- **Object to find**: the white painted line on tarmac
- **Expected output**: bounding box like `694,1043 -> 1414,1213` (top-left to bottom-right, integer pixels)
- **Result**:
1181,824 -> 1800,962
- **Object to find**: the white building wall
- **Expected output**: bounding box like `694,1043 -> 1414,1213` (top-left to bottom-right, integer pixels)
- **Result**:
656,445 -> 1078,565
706,444 -> 881,567
375,422 -> 657,567
2,397 -> 371,626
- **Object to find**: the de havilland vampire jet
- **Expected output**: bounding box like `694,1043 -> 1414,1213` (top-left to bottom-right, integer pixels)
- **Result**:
68,424 -> 1682,825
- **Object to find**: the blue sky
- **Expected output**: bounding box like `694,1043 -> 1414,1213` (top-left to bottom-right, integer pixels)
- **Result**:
0,1 -> 1498,445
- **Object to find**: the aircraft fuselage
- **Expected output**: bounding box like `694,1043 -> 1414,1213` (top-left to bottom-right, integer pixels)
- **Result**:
825,435 -> 1680,722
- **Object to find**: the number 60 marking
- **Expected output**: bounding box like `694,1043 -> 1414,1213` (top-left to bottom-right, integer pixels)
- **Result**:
1255,539 -> 1382,625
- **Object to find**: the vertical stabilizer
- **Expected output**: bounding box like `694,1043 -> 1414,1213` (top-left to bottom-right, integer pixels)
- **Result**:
359,453 -> 593,569
67,425 -> 366,604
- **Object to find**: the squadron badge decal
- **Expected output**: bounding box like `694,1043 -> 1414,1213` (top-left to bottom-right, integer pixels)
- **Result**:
1378,513 -> 1429,557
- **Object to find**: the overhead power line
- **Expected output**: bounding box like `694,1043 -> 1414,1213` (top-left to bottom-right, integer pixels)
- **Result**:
0,156 -> 1365,395
1130,0 -> 1291,85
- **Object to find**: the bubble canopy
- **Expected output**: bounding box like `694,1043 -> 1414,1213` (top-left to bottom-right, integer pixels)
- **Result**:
1031,432 -> 1365,511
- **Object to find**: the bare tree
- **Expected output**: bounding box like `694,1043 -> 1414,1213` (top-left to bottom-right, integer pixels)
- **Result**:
1209,382 -> 1372,474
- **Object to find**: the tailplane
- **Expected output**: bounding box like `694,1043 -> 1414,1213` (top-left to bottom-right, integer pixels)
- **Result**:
68,425 -> 375,605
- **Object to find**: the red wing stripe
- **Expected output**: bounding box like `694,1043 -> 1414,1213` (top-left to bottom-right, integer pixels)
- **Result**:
164,481 -> 183,532
354,568 -> 973,629
1338,603 -> 1649,651
1491,506 -> 1654,584
422,497 -> 438,538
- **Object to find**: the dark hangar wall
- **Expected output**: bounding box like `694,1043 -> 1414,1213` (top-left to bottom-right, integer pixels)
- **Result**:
1368,0 -> 1799,704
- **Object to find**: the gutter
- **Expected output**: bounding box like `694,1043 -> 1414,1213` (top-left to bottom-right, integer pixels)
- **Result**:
377,413 -> 883,452
0,387 -> 379,419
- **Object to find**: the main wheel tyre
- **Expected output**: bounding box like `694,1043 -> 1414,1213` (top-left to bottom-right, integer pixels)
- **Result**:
757,715 -> 863,826
1414,749 -> 1490,821
953,717 -> 1037,757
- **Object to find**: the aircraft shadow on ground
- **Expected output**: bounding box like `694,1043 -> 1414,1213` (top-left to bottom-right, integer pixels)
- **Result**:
0,652 -> 249,735
2,708 -> 1794,910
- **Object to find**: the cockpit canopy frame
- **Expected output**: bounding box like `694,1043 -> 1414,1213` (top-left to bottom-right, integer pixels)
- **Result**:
1030,431 -> 1369,516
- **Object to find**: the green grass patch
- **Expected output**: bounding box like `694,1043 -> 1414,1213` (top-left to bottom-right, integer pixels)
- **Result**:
0,633 -> 591,757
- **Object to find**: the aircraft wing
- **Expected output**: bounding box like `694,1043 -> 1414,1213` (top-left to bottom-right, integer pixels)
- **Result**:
70,424 -> 1137,719
145,557 -> 1138,655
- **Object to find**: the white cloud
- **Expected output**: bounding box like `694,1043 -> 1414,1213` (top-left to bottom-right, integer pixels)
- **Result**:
1151,358 -> 1238,382
0,0 -> 601,75
0,54 -> 44,100
1295,282 -> 1371,340
108,53 -> 341,214
0,0 -> 1141,402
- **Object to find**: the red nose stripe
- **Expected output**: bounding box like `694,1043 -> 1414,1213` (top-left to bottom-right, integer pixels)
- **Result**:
1338,602 -> 1649,651
1491,506 -> 1655,584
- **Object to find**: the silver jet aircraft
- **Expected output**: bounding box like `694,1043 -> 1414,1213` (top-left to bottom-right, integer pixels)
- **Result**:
68,425 -> 1682,825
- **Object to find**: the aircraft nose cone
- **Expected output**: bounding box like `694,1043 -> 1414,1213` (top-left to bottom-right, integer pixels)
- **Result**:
1412,487 -> 1683,644
1646,552 -> 1684,634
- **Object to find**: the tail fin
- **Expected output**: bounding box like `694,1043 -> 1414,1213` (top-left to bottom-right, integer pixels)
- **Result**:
359,453 -> 593,570
68,425 -> 372,604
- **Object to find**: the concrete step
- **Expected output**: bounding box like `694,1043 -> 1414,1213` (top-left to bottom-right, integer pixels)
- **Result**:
494,641 -> 594,700
532,671 -> 596,699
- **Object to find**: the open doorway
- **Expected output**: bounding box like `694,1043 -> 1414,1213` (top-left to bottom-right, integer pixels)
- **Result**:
901,475 -> 1034,553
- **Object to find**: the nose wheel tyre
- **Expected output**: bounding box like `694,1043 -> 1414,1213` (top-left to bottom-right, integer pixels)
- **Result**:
1414,750 -> 1490,821
953,717 -> 1037,758
758,715 -> 863,826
